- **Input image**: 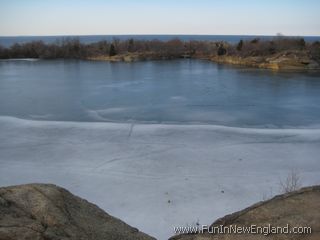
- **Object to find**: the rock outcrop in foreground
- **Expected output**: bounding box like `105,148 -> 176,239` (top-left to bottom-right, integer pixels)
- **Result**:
1,184 -> 319,240
171,186 -> 320,240
0,184 -> 155,240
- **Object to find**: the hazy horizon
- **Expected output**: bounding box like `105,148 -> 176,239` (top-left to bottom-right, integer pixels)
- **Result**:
1,0 -> 320,37
1,34 -> 320,37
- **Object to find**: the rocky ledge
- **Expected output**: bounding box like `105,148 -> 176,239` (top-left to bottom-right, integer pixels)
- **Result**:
0,184 -> 155,240
211,50 -> 320,71
171,186 -> 320,240
88,52 -> 182,62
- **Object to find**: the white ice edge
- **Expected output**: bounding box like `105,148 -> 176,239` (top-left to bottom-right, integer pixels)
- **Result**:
0,58 -> 40,61
2,115 -> 320,133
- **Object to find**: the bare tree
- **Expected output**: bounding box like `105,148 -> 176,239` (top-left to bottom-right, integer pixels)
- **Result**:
279,170 -> 301,193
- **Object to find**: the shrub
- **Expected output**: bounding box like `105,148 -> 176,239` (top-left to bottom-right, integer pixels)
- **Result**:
250,38 -> 260,44
280,170 -> 301,193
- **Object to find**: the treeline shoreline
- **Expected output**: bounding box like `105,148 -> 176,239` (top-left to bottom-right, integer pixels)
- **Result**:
1,37 -> 319,70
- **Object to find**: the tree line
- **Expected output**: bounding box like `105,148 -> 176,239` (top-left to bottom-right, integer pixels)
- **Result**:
0,37 -> 319,62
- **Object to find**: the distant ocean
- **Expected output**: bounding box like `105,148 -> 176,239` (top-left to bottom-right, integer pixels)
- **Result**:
1,35 -> 320,47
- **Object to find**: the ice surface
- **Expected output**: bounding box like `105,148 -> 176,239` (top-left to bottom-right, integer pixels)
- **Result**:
0,116 -> 320,239
2,59 -> 320,127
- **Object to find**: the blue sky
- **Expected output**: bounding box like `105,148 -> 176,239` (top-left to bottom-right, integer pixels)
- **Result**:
0,0 -> 319,36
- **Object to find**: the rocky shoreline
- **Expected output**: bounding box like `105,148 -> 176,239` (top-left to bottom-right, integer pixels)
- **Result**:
87,50 -> 320,71
210,50 -> 320,71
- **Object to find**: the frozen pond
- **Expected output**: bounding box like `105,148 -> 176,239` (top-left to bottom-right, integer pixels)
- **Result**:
1,59 -> 320,127
1,59 -> 320,239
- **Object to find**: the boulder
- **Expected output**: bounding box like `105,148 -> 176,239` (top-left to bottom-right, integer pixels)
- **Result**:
0,184 -> 155,240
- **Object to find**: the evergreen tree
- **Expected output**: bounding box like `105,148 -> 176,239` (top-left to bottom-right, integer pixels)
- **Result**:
236,40 -> 243,51
128,39 -> 134,52
109,44 -> 116,56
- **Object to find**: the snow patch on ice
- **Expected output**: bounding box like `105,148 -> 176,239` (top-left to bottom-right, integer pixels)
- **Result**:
0,58 -> 39,62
